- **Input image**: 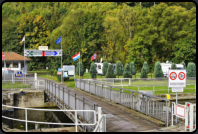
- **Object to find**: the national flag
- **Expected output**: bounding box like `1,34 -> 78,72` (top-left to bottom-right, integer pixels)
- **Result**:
72,52 -> 80,61
2,52 -> 4,60
91,52 -> 97,61
20,35 -> 25,43
56,36 -> 62,44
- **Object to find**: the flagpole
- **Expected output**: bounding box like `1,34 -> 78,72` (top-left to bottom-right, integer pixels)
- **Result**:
4,52 -> 5,81
61,36 -> 62,84
23,35 -> 25,84
79,52 -> 80,80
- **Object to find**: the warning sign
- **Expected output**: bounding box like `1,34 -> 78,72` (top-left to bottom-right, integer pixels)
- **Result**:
168,70 -> 186,88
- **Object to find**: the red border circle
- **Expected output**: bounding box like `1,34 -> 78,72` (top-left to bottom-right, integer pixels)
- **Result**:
178,72 -> 185,80
170,72 -> 177,80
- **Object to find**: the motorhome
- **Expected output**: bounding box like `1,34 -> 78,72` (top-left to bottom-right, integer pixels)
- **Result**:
160,61 -> 184,77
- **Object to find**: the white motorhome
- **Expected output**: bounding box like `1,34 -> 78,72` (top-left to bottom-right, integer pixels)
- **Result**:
160,61 -> 184,77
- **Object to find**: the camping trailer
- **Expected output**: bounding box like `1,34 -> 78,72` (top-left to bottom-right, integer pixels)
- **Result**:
160,61 -> 184,77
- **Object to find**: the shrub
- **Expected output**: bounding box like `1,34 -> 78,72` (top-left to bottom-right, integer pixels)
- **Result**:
57,75 -> 69,82
76,62 -> 84,76
154,61 -> 164,78
102,61 -> 108,76
142,61 -> 149,74
140,67 -> 148,78
187,62 -> 196,77
90,62 -> 97,78
123,63 -> 132,78
49,69 -> 54,76
115,61 -> 123,78
171,63 -> 177,69
105,64 -> 116,78
129,62 -> 136,75
180,61 -> 186,69
54,69 -> 57,77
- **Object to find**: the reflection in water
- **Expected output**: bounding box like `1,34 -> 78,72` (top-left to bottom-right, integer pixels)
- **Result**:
2,106 -> 74,130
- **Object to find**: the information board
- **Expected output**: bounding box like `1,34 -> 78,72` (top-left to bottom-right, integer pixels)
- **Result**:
176,105 -> 185,118
62,65 -> 75,78
168,70 -> 186,88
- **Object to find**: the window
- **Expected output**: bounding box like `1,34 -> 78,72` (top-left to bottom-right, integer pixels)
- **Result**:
13,62 -> 18,68
98,65 -> 101,69
6,62 -> 11,68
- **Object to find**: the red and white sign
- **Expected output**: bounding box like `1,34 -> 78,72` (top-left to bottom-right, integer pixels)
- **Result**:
176,105 -> 185,118
168,70 -> 186,88
2,52 -> 4,60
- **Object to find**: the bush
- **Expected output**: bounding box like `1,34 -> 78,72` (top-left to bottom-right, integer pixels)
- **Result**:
154,61 -> 164,78
90,62 -> 97,78
76,62 -> 84,76
140,67 -> 148,78
102,61 -> 108,76
49,69 -> 54,76
105,64 -> 116,78
123,63 -> 132,78
57,75 -> 69,82
171,63 -> 177,69
129,62 -> 136,75
115,61 -> 123,78
54,69 -> 57,77
180,61 -> 186,69
142,61 -> 149,74
187,62 -> 196,77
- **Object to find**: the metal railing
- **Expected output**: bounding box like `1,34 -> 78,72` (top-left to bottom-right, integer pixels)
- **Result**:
2,105 -> 96,132
75,78 -> 170,127
45,79 -> 98,131
185,102 -> 196,132
93,107 -> 106,132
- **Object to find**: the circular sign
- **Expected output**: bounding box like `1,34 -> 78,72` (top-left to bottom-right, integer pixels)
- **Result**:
170,72 -> 177,80
178,72 -> 185,80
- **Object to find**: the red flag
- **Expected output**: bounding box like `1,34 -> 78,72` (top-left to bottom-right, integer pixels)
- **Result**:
91,52 -> 97,61
2,52 -> 4,60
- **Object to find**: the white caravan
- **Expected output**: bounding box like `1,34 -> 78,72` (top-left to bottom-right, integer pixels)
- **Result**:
94,62 -> 111,75
160,61 -> 184,77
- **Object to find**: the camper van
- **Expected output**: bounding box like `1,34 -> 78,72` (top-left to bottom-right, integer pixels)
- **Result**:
94,63 -> 123,75
160,61 -> 184,77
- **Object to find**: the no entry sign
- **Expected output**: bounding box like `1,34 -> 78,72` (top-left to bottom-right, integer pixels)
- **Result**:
168,70 -> 186,88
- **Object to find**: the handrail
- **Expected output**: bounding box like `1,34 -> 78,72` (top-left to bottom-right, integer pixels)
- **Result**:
2,105 -> 96,132
93,114 -> 106,132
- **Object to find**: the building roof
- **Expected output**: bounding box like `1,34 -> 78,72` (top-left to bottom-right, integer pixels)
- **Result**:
2,52 -> 31,61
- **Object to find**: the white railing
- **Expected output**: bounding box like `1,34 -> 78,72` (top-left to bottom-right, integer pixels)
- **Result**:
185,102 -> 196,132
2,105 -> 96,132
93,107 -> 106,132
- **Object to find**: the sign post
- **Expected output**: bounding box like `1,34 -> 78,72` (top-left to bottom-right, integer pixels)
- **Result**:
168,69 -> 186,123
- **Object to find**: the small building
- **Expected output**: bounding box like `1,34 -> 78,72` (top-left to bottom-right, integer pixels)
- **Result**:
2,52 -> 31,72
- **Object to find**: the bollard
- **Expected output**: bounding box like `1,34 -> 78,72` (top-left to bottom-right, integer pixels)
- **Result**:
166,94 -> 170,106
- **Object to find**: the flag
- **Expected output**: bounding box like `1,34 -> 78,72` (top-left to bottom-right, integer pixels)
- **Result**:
56,36 -> 62,44
20,35 -> 25,43
91,52 -> 97,61
72,52 -> 80,61
2,52 -> 4,60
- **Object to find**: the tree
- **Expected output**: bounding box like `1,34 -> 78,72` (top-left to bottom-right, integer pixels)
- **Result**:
140,67 -> 148,78
105,64 -> 116,78
76,62 -> 84,77
154,61 -> 164,78
102,61 -> 109,76
123,63 -> 132,78
171,63 -> 177,69
90,62 -> 97,78
180,61 -> 186,69
129,62 -> 136,75
142,61 -> 149,74
187,62 -> 196,77
115,61 -> 123,78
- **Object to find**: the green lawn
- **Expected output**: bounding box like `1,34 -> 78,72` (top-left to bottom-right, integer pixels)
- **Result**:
2,82 -> 31,88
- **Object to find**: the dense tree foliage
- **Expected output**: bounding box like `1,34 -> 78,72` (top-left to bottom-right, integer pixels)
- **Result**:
171,63 -> 177,69
142,61 -> 149,74
102,61 -> 108,76
76,62 -> 84,76
129,62 -> 136,75
154,61 -> 164,78
140,67 -> 148,78
105,64 -> 116,78
2,2 -> 196,71
90,62 -> 97,78
180,61 -> 186,69
187,62 -> 196,77
123,63 -> 132,78
115,61 -> 123,78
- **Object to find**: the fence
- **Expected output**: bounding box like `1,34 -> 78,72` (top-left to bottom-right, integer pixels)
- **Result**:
2,105 -> 97,132
45,79 -> 98,131
75,79 -> 170,127
185,102 -> 196,132
93,107 -> 106,132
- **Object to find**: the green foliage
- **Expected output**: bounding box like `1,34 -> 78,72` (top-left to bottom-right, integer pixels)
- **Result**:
140,67 -> 148,78
76,62 -> 84,76
142,61 -> 149,74
180,61 -> 186,69
129,62 -> 136,75
102,61 -> 109,76
187,62 -> 196,77
57,75 -> 69,82
105,64 -> 116,78
154,61 -> 164,78
49,69 -> 54,76
171,63 -> 177,69
90,62 -> 97,78
54,69 -> 57,77
123,63 -> 132,78
115,61 -> 123,78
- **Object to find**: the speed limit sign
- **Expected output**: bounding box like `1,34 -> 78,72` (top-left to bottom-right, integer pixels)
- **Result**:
168,70 -> 186,88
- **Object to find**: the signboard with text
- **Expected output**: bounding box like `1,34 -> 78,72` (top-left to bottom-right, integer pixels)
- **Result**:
24,50 -> 62,57
62,65 -> 75,78
168,70 -> 186,88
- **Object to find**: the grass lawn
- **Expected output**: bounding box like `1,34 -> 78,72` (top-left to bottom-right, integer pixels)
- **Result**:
2,82 -> 31,88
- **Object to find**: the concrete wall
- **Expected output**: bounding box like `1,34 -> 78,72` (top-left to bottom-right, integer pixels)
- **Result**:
14,92 -> 44,108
